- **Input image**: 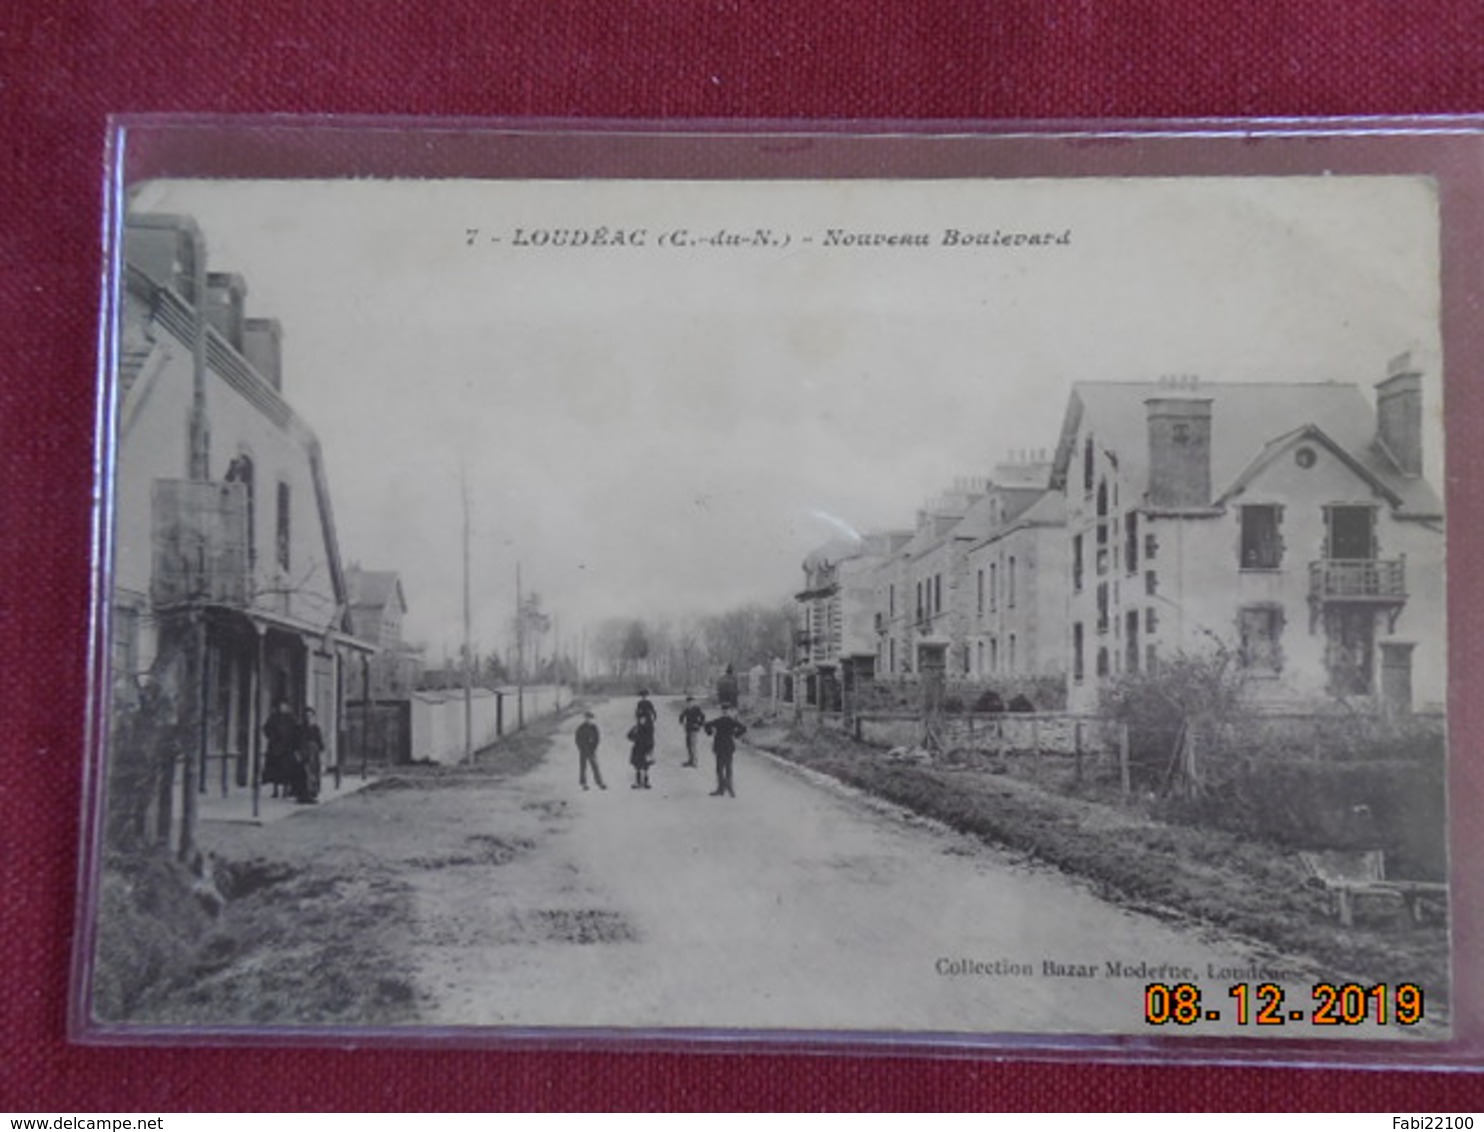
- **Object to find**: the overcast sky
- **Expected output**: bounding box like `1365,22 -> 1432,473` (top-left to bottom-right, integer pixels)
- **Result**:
129,176 -> 1442,660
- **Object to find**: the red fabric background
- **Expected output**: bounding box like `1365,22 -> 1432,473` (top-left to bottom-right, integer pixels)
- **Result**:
5,0 -> 1484,1112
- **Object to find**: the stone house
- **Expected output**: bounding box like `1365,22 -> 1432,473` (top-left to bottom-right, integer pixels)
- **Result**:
963,487 -> 1068,684
794,532 -> 902,708
1050,366 -> 1445,713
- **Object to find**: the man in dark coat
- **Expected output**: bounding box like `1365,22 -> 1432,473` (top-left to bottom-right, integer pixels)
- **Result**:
716,665 -> 739,711
703,709 -> 747,798
677,696 -> 706,767
262,700 -> 299,799
635,690 -> 657,727
575,711 -> 605,790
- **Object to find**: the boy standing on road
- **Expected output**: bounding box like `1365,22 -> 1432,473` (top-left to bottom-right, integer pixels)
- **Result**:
678,696 -> 706,767
703,708 -> 747,798
627,716 -> 655,790
575,711 -> 605,791
635,689 -> 657,727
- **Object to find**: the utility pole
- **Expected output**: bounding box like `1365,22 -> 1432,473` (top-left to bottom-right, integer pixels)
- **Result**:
179,237 -> 211,862
461,469 -> 473,762
516,561 -> 525,730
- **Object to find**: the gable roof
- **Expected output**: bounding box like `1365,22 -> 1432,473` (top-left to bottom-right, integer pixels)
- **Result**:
346,567 -> 408,615
1050,381 -> 1442,519
951,484 -> 1047,542
1218,424 -> 1407,508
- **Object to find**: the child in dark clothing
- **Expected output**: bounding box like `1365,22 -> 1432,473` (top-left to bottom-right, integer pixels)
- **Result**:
626,717 -> 655,789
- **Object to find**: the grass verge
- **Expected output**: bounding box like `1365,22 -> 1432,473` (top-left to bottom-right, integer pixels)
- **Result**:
751,719 -> 1450,1012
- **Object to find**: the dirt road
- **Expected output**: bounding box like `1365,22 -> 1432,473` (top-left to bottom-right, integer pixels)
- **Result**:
398,696 -> 1351,1038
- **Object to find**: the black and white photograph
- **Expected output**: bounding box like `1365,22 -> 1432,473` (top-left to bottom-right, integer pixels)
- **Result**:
83,167 -> 1450,1047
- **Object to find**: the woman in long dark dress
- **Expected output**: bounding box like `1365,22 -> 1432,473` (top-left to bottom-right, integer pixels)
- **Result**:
262,700 -> 298,799
297,707 -> 325,804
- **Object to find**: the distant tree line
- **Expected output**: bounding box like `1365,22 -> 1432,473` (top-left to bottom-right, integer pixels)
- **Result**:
589,601 -> 793,692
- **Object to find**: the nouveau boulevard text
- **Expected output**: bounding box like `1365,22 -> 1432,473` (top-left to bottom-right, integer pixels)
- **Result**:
462,225 -> 1074,250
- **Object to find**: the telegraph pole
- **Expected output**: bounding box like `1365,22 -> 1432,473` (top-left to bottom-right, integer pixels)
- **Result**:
461,469 -> 473,762
516,561 -> 525,730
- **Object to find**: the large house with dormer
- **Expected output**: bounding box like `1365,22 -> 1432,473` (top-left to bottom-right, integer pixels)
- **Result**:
112,213 -> 373,821
1050,363 -> 1444,713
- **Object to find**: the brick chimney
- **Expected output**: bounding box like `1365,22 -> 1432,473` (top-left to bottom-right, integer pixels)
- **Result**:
1376,354 -> 1423,477
1145,397 -> 1213,507
205,272 -> 248,351
242,318 -> 284,393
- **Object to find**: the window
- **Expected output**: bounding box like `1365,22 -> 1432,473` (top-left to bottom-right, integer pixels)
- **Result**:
1145,570 -> 1157,597
1125,609 -> 1140,673
1083,435 -> 1095,494
1326,505 -> 1375,561
1072,534 -> 1084,592
1008,633 -> 1017,673
888,584 -> 895,618
934,573 -> 943,614
1145,606 -> 1158,635
1073,623 -> 1085,682
1007,557 -> 1017,608
889,638 -> 896,673
990,563 -> 998,612
1096,582 -> 1109,633
976,569 -> 983,616
1096,479 -> 1108,518
1144,531 -> 1158,561
275,482 -> 291,571
915,581 -> 923,620
977,640 -> 985,675
1240,505 -> 1283,569
1238,605 -> 1285,673
1096,646 -> 1109,677
1125,511 -> 1139,574
225,453 -> 256,569
990,637 -> 998,672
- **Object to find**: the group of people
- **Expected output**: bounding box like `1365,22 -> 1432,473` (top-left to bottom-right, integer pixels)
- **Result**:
573,690 -> 748,798
261,700 -> 326,804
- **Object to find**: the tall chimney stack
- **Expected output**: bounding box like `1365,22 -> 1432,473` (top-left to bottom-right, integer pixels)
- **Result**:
1376,353 -> 1423,478
205,272 -> 248,351
242,317 -> 284,393
1145,397 -> 1213,507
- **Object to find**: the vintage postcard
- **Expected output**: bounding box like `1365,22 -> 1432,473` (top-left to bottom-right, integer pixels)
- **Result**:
82,151 -> 1457,1054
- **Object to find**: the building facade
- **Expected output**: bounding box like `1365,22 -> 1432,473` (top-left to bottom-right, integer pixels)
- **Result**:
112,213 -> 372,838
1051,368 -> 1445,713
794,533 -> 901,708
345,566 -> 421,699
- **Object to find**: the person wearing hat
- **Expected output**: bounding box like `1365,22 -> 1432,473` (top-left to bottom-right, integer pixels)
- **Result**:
574,711 -> 605,791
677,696 -> 706,767
703,707 -> 747,798
627,715 -> 655,789
634,689 -> 657,728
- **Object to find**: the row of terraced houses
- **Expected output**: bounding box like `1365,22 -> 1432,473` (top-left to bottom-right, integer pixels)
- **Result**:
793,365 -> 1446,717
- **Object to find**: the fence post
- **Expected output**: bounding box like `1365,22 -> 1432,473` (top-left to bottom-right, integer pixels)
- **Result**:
1187,724 -> 1200,792
1119,722 -> 1131,798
